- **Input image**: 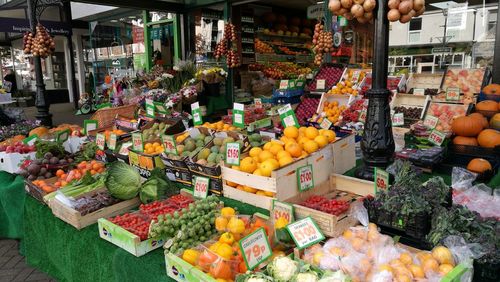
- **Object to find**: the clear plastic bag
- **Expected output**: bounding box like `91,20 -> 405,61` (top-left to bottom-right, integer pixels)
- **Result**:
348,200 -> 369,227
443,235 -> 487,282
452,182 -> 499,219
451,167 -> 476,191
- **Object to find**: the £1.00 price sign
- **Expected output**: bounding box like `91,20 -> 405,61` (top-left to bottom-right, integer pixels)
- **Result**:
286,217 -> 325,249
374,167 -> 389,193
296,164 -> 314,191
193,176 -> 210,199
95,133 -> 106,150
132,132 -> 144,152
225,142 -> 240,166
239,228 -> 272,270
108,133 -> 117,150
428,129 -> 446,146
161,135 -> 178,155
272,200 -> 294,223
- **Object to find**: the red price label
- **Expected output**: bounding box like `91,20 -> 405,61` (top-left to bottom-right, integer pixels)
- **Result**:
423,115 -> 439,129
132,133 -> 143,152
96,133 -> 106,150
193,176 -> 209,198
162,135 -> 177,155
227,148 -> 238,158
428,129 -> 446,146
297,165 -> 314,191
225,142 -> 240,166
239,228 -> 272,270
286,217 -> 324,249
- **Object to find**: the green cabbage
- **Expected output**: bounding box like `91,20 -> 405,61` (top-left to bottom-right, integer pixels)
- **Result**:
105,162 -> 141,200
139,168 -> 176,204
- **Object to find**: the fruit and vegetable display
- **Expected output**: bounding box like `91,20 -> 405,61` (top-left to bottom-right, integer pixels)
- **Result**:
295,97 -> 321,125
359,75 -> 404,95
223,105 -> 267,126
23,23 -> 56,58
301,195 -> 350,216
20,152 -> 75,181
190,136 -> 245,167
249,62 -> 312,80
142,122 -> 171,142
0,142 -> 36,154
393,106 -> 422,120
328,80 -> 360,96
451,112 -> 500,149
309,100 -> 348,125
308,65 -> 344,92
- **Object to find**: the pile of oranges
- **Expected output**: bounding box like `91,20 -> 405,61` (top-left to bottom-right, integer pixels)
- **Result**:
318,101 -> 347,124
328,80 -> 359,96
202,121 -> 238,132
144,142 -> 164,155
226,126 -> 336,195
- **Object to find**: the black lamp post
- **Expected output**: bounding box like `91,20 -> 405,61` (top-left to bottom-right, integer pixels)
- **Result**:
26,0 -> 65,127
355,0 -> 395,180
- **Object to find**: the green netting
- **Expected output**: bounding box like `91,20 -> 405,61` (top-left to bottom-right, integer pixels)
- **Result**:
0,171 -> 26,239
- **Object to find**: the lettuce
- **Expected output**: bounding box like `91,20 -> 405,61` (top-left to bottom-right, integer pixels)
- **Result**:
105,162 -> 141,200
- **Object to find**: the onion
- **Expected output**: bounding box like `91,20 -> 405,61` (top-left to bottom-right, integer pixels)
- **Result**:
400,13 -> 412,23
357,16 -> 368,23
387,9 -> 401,21
363,0 -> 376,12
329,0 -> 342,12
338,8 -> 348,15
413,0 -> 425,11
408,9 -> 416,18
398,0 -> 413,14
388,0 -> 400,9
341,0 -> 353,9
416,6 -> 425,16
351,4 -> 364,18
353,0 -> 364,4
364,12 -> 374,20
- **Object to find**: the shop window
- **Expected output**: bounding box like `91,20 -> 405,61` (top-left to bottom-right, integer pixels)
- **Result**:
488,10 -> 497,34
408,18 -> 422,43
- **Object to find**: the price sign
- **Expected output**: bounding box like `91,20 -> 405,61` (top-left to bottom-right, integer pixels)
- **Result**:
392,113 -> 404,126
278,104 -> 299,128
84,120 -> 98,135
154,101 -> 169,115
23,134 -> 38,146
145,99 -> 155,118
96,133 -> 106,150
132,132 -> 144,152
428,129 -> 446,146
233,103 -> 245,128
225,142 -> 240,166
191,102 -> 203,126
358,110 -> 367,122
320,117 -> 332,129
296,164 -> 314,191
352,71 -> 361,83
279,80 -> 289,90
374,167 -> 389,193
56,129 -> 70,143
413,88 -> 425,95
272,200 -> 294,223
239,228 -> 273,270
108,133 -> 117,150
316,79 -> 326,90
162,135 -> 177,155
446,87 -> 460,101
193,176 -> 210,199
423,115 -> 439,129
254,98 -> 262,109
286,217 -> 325,249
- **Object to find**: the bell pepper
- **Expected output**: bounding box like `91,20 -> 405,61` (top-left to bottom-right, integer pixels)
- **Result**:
215,243 -> 233,260
182,249 -> 200,266
219,232 -> 235,245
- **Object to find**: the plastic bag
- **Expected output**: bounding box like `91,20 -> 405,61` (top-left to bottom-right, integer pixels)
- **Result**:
443,235 -> 487,282
348,200 -> 369,227
451,167 -> 476,191
452,182 -> 499,219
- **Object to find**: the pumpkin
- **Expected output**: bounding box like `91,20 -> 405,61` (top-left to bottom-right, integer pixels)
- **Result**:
482,84 -> 500,95
29,126 -> 49,137
467,158 -> 492,173
469,113 -> 489,129
476,100 -> 499,112
477,129 -> 500,148
453,136 -> 478,146
490,113 -> 500,130
451,116 -> 484,137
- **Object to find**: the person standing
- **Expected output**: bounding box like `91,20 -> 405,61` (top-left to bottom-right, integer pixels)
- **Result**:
3,69 -> 17,94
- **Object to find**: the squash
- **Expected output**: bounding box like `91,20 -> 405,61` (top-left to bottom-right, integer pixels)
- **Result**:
29,126 -> 49,137
482,84 -> 500,95
467,158 -> 492,173
451,116 -> 484,137
469,113 -> 489,129
490,113 -> 500,130
453,136 -> 478,146
476,100 -> 499,112
477,129 -> 500,148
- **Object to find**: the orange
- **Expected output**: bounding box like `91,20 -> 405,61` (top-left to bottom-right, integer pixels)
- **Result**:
276,150 -> 292,159
399,253 -> 413,265
278,156 -> 294,167
422,257 -> 439,273
243,186 -> 258,193
305,127 -> 319,139
252,156 -> 260,163
240,157 -> 257,173
249,147 -> 262,157
298,126 -> 307,134
299,151 -> 309,159
258,150 -> 274,162
378,264 -> 393,274
263,142 -> 272,150
304,140 -> 319,154
259,159 -> 279,177
408,264 -> 424,278
267,158 -> 279,168
253,169 -> 263,176
231,165 -> 240,171
263,191 -> 275,197
226,180 -> 238,187
314,135 -> 328,148
283,126 -> 299,139
269,144 -> 284,155
297,136 -> 310,149
285,142 -> 302,157
438,264 -> 454,276
321,130 -> 336,142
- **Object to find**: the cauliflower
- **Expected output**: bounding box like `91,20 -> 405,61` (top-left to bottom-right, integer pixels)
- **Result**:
240,272 -> 273,282
318,270 -> 352,282
293,272 -> 319,282
267,256 -> 299,281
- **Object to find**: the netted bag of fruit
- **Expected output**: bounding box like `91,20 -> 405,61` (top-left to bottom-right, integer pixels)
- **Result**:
196,241 -> 241,280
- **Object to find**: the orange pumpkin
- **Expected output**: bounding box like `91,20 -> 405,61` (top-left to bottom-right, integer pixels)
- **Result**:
476,100 -> 499,112
453,136 -> 478,146
451,116 -> 484,137
469,113 -> 489,129
467,158 -> 492,173
477,129 -> 500,148
482,84 -> 500,95
29,126 -> 49,137
490,113 -> 500,130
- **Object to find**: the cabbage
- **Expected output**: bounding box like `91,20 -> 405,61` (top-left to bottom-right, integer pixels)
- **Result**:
105,162 -> 141,200
139,168 -> 176,203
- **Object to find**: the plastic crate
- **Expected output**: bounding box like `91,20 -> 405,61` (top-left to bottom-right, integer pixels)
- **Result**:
477,92 -> 500,102
272,95 -> 302,105
438,148 -> 499,182
473,260 -> 500,282
272,88 -> 304,98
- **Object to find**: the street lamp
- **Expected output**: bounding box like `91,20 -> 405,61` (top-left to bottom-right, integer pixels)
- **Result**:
26,0 -> 66,127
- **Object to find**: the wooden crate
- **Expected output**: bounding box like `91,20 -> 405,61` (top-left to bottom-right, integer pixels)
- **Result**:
286,174 -> 373,237
48,192 -> 140,230
406,73 -> 444,91
24,177 -> 58,205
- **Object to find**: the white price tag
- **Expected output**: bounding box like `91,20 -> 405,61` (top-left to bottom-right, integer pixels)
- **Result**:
279,80 -> 289,89
96,133 -> 106,150
84,120 -> 98,135
297,164 -> 314,191
423,115 -> 439,129
320,118 -> 332,129
316,79 -> 326,90
374,167 -> 389,193
132,132 -> 144,152
239,228 -> 273,270
225,142 -> 240,166
272,200 -> 294,223
413,88 -> 425,95
108,133 -> 117,150
286,217 -> 325,249
392,113 -> 404,126
193,176 -> 210,199
428,129 -> 446,146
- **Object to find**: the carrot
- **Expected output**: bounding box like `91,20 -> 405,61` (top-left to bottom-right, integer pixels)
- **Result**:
56,169 -> 64,177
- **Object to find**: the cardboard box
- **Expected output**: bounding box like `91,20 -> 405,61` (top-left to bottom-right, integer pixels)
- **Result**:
0,151 -> 37,174
128,150 -> 166,179
165,166 -> 192,185
191,171 -> 223,195
287,174 -> 373,237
